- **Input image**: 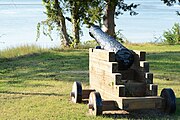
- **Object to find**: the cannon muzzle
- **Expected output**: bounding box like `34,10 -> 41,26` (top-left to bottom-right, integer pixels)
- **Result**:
89,25 -> 134,70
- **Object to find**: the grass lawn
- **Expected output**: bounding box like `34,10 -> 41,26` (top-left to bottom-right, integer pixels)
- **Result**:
0,44 -> 180,119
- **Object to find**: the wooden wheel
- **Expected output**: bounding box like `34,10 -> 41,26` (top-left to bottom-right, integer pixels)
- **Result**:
70,81 -> 82,103
160,88 -> 176,114
88,92 -> 103,116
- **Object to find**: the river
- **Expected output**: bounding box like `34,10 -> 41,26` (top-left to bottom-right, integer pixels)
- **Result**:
0,0 -> 179,50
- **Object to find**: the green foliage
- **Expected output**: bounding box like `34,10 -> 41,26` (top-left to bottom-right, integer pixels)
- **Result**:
37,0 -> 61,41
115,0 -> 139,16
115,29 -> 127,43
39,0 -> 139,47
37,0 -> 71,48
77,40 -> 99,49
163,23 -> 180,45
161,0 -> 177,6
83,1 -> 104,26
162,0 -> 180,15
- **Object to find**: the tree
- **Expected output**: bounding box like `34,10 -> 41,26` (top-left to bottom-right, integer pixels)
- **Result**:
163,23 -> 180,44
68,1 -> 81,46
64,0 -> 102,47
161,0 -> 180,15
102,0 -> 139,37
38,0 -> 138,48
37,0 -> 70,48
38,0 -> 102,48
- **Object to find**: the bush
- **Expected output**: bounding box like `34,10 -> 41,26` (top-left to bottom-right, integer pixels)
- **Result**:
74,40 -> 98,49
163,23 -> 180,45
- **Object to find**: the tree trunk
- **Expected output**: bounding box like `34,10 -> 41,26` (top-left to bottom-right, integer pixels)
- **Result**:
58,9 -> 70,47
71,2 -> 80,47
103,0 -> 116,37
72,17 -> 80,47
55,0 -> 70,48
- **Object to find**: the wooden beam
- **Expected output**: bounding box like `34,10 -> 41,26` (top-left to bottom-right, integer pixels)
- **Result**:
82,89 -> 96,99
89,48 -> 116,62
90,67 -> 122,85
145,72 -> 153,84
90,57 -> 120,73
146,84 -> 158,96
90,73 -> 128,98
119,85 -> 125,97
124,82 -> 146,97
121,96 -> 163,110
102,100 -> 119,111
133,50 -> 146,61
140,61 -> 149,72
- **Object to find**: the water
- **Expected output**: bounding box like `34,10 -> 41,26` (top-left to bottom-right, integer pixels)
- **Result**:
0,0 -> 60,50
0,0 -> 180,50
119,0 -> 180,43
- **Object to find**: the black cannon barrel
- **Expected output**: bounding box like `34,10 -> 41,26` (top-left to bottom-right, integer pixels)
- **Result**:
89,25 -> 134,70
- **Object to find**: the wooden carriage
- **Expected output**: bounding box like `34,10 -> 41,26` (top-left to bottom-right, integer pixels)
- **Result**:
70,48 -> 176,116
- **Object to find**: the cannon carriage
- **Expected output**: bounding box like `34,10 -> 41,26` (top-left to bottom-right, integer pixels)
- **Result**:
70,26 -> 176,116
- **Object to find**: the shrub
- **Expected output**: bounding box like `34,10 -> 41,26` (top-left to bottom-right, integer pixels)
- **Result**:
163,23 -> 180,45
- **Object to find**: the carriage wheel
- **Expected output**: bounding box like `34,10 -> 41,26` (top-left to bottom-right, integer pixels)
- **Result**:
88,92 -> 103,116
70,81 -> 82,103
160,88 -> 176,114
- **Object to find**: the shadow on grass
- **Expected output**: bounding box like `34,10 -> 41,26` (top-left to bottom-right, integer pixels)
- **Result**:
0,49 -> 89,83
103,109 -> 179,119
147,51 -> 180,81
81,98 -> 177,119
83,97 -> 180,119
0,50 -> 179,83
0,91 -> 66,97
102,98 -> 180,119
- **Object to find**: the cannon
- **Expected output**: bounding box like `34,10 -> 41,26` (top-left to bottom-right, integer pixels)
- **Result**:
89,25 -> 134,70
70,26 -> 176,116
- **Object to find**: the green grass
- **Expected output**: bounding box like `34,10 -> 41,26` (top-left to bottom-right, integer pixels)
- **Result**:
0,44 -> 180,119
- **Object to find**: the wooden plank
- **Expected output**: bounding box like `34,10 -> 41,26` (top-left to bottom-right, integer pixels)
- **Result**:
90,80 -> 120,98
90,65 -> 122,85
82,89 -> 96,99
124,82 -> 146,97
122,96 -> 162,110
93,84 -> 124,109
90,73 -> 126,98
90,80 -> 123,101
133,50 -> 146,61
90,57 -> 119,73
146,84 -> 158,96
102,100 -> 119,111
119,85 -> 125,97
91,66 -> 147,97
89,48 -> 116,62
90,72 -> 125,97
129,52 -> 146,82
140,61 -> 149,72
91,83 -> 162,110
145,72 -> 153,84
90,63 -> 126,97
